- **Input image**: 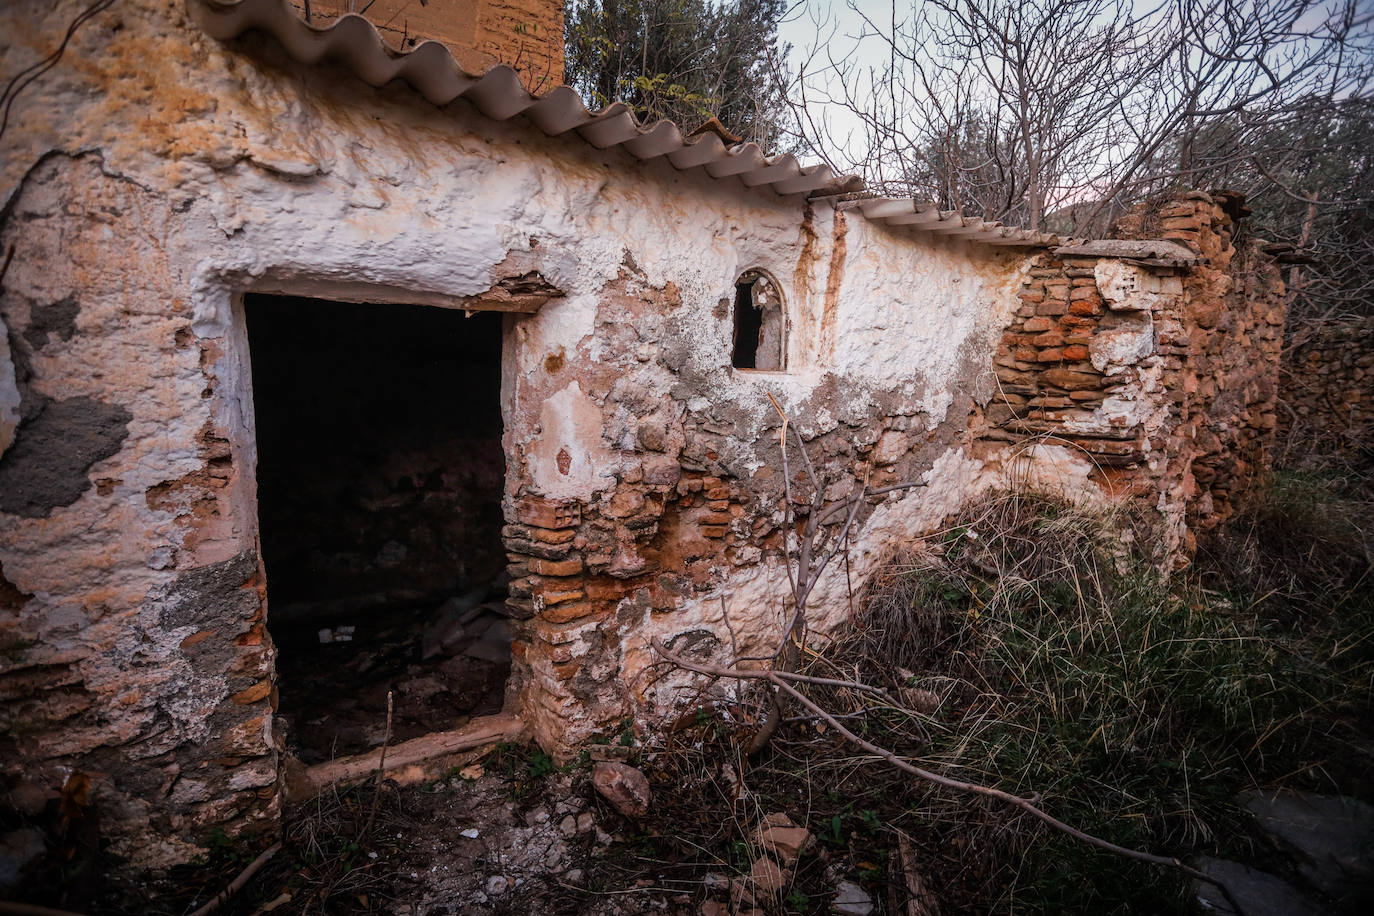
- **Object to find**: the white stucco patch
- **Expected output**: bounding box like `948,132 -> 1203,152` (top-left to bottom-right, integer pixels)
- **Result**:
528,381 -> 619,499
1090,312 -> 1156,374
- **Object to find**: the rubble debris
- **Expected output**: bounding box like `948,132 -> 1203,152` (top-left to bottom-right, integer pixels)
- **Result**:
748,855 -> 786,894
753,812 -> 812,864
317,625 -> 354,643
276,578 -> 512,764
832,879 -> 875,915
591,762 -> 652,818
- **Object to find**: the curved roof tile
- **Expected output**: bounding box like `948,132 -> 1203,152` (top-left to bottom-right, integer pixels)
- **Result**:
188,0 -> 853,197
189,2 -> 1063,249
837,198 -> 1062,249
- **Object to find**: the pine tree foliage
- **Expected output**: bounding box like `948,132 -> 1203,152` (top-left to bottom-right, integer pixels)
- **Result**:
563,0 -> 794,147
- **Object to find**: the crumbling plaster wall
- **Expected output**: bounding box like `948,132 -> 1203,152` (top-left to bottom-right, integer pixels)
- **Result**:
0,0 -> 1050,866
502,206 -> 1035,752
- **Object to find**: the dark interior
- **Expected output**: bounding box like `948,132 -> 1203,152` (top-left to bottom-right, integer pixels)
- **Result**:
732,278 -> 764,369
246,294 -> 511,764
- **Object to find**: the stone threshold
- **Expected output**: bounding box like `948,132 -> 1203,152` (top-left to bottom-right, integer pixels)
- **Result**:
287,713 -> 528,799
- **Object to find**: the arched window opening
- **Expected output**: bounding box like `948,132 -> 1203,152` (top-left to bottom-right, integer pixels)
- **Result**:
731,270 -> 785,370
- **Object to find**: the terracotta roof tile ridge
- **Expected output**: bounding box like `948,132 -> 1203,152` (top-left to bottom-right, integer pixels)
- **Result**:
188,0 -> 855,197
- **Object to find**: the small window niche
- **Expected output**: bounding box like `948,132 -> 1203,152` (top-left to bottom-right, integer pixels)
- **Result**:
731,270 -> 786,371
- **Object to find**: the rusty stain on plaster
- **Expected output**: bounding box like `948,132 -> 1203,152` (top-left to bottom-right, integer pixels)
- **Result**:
792,203 -> 820,329
820,210 -> 848,356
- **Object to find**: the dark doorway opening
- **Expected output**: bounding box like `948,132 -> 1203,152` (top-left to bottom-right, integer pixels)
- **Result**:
246,294 -> 511,764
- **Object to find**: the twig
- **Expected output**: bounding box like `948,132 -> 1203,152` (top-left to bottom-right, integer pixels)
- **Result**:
0,245 -> 15,289
897,832 -> 941,916
0,904 -> 88,916
652,639 -> 890,694
359,690 -> 394,839
187,841 -> 283,916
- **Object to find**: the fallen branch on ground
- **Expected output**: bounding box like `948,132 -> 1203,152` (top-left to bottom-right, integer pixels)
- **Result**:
187,841 -> 283,916
652,637 -> 1246,916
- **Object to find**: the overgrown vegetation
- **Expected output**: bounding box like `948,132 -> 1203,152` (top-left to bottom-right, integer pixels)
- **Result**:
640,477 -> 1373,912
46,478 -> 1369,914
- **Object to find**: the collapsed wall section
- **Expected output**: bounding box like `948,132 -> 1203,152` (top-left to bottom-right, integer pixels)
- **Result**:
980,191 -> 1286,558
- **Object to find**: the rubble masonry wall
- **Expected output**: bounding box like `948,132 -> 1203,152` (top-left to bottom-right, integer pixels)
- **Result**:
0,0 -> 1289,875
1277,315 -> 1374,469
980,191 -> 1287,559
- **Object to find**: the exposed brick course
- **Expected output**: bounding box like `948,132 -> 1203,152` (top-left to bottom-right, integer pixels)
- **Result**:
980,191 -> 1286,557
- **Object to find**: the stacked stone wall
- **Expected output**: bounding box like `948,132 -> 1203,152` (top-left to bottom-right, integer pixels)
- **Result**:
1278,316 -> 1374,468
982,191 -> 1286,557
0,0 -> 1018,864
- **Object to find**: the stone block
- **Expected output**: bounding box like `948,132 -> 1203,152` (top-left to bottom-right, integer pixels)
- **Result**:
542,601 -> 597,624
1041,368 -> 1102,390
528,556 -> 584,577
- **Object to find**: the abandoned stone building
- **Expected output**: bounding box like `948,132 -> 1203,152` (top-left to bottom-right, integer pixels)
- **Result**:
0,0 -> 1286,870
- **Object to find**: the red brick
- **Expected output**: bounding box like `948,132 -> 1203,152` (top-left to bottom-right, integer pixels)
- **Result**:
515,495 -> 580,529
540,588 -> 585,605
528,556 -> 584,577
231,681 -> 271,705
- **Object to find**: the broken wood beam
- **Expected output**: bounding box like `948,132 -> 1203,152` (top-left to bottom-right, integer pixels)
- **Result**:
294,713 -> 528,797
